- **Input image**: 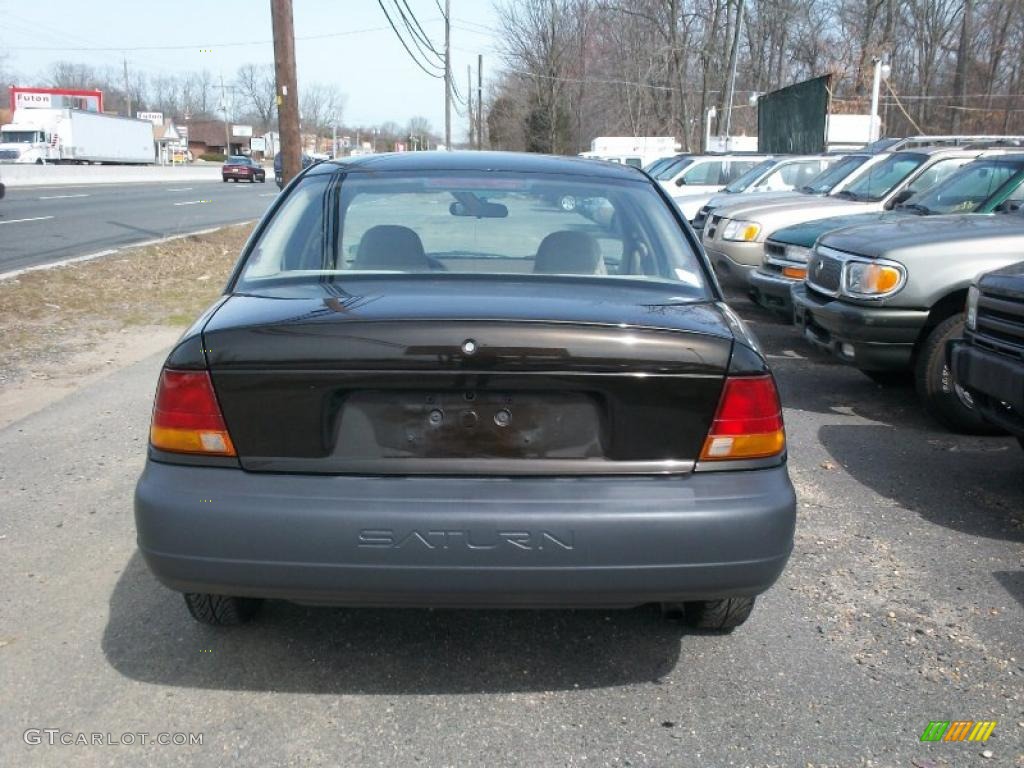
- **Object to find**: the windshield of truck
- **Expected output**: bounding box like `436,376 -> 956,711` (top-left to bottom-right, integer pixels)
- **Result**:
643,157 -> 674,175
723,159 -> 776,193
1,131 -> 39,143
654,157 -> 693,180
802,155 -> 870,194
903,158 -> 1024,215
838,152 -> 927,202
237,170 -> 711,295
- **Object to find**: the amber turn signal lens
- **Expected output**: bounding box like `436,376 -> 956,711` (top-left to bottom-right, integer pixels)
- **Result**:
149,369 -> 236,456
782,266 -> 807,280
700,375 -> 785,462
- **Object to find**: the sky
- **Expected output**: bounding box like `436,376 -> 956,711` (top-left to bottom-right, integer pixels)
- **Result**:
0,0 -> 502,141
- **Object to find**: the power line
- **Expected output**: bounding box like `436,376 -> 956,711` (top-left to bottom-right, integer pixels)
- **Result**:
398,0 -> 444,57
3,24 -> 397,52
377,0 -> 444,79
390,0 -> 445,71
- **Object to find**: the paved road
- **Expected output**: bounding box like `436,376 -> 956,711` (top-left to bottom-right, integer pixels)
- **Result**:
0,180 -> 277,274
0,299 -> 1021,767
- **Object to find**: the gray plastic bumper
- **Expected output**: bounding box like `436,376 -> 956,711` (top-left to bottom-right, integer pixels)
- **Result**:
135,461 -> 796,608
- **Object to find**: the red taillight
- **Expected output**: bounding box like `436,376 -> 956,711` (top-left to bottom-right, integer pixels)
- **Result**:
700,375 -> 785,461
149,369 -> 236,456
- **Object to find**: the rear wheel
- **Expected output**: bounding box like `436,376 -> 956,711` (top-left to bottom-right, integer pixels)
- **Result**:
184,593 -> 263,625
915,315 -> 1004,435
661,597 -> 756,631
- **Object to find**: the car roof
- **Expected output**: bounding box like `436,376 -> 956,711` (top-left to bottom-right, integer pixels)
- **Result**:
310,151 -> 647,180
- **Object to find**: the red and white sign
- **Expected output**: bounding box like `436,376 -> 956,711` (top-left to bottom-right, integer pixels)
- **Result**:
9,86 -> 104,113
15,91 -> 52,109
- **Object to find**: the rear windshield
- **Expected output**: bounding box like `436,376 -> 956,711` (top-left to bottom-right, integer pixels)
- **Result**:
839,152 -> 927,202
236,170 -> 709,295
228,156 -> 250,164
904,158 -> 1024,214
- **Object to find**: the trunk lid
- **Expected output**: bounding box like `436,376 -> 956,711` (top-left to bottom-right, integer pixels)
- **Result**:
204,277 -> 736,474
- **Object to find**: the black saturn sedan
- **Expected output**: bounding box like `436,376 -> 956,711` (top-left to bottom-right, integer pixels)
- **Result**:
135,151 -> 796,630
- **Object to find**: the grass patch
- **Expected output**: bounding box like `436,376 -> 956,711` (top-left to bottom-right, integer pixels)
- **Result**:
0,224 -> 253,384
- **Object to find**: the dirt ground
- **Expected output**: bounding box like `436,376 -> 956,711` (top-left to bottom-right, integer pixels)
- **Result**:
0,224 -> 253,429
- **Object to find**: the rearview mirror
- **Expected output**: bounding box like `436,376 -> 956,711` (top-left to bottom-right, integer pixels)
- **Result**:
449,200 -> 509,218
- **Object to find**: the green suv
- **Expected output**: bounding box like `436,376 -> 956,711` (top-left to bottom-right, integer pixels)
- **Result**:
750,154 -> 1024,316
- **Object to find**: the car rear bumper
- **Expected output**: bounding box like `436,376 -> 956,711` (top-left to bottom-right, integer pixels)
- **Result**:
949,340 -> 1024,438
135,460 -> 796,608
792,285 -> 928,370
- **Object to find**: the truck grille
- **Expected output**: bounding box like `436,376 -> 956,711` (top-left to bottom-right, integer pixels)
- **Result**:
0,149 -> 19,161
761,241 -> 787,275
974,289 -> 1024,358
691,206 -> 712,231
705,215 -> 723,240
806,251 -> 843,295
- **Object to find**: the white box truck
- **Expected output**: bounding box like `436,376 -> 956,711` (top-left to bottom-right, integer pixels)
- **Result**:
579,136 -> 679,168
0,109 -> 154,164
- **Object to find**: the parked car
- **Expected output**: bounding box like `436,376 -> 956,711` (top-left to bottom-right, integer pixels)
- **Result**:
949,261 -> 1024,452
672,155 -> 838,222
791,210 -> 1024,432
691,151 -> 890,232
222,155 -> 265,183
703,144 -> 1012,286
653,153 -> 768,198
273,152 -> 318,188
135,151 -> 796,630
751,153 -> 1024,316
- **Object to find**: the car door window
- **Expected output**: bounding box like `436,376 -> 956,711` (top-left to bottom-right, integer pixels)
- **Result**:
723,160 -> 759,183
906,159 -> 971,195
680,161 -> 724,186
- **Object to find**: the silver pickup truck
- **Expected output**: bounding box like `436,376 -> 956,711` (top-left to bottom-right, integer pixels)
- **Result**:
792,210 -> 1024,433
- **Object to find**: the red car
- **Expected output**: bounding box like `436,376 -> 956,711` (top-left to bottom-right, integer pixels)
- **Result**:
221,155 -> 266,183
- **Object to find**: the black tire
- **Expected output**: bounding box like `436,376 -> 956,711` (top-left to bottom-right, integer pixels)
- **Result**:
1017,436 -> 1024,453
683,597 -> 756,631
222,177 -> 228,182
259,175 -> 266,183
915,315 -> 1004,435
183,593 -> 263,625
861,369 -> 913,386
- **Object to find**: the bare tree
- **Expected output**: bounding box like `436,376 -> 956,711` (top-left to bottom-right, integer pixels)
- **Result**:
235,63 -> 277,130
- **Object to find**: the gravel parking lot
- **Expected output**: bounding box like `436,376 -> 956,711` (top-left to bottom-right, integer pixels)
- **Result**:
1,287 -> 1021,767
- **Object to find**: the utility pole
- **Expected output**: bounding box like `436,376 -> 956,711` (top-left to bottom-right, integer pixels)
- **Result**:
467,64 -> 474,148
444,0 -> 451,151
477,54 -> 483,150
721,0 -> 745,152
271,0 -> 301,184
123,56 -> 132,117
219,72 -> 231,156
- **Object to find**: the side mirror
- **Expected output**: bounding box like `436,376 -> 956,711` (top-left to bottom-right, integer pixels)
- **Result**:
675,177 -> 686,187
886,189 -> 913,210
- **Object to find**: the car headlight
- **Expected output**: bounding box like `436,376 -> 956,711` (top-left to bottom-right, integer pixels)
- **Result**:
843,260 -> 905,298
721,219 -> 761,242
965,285 -> 979,330
783,245 -> 811,263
